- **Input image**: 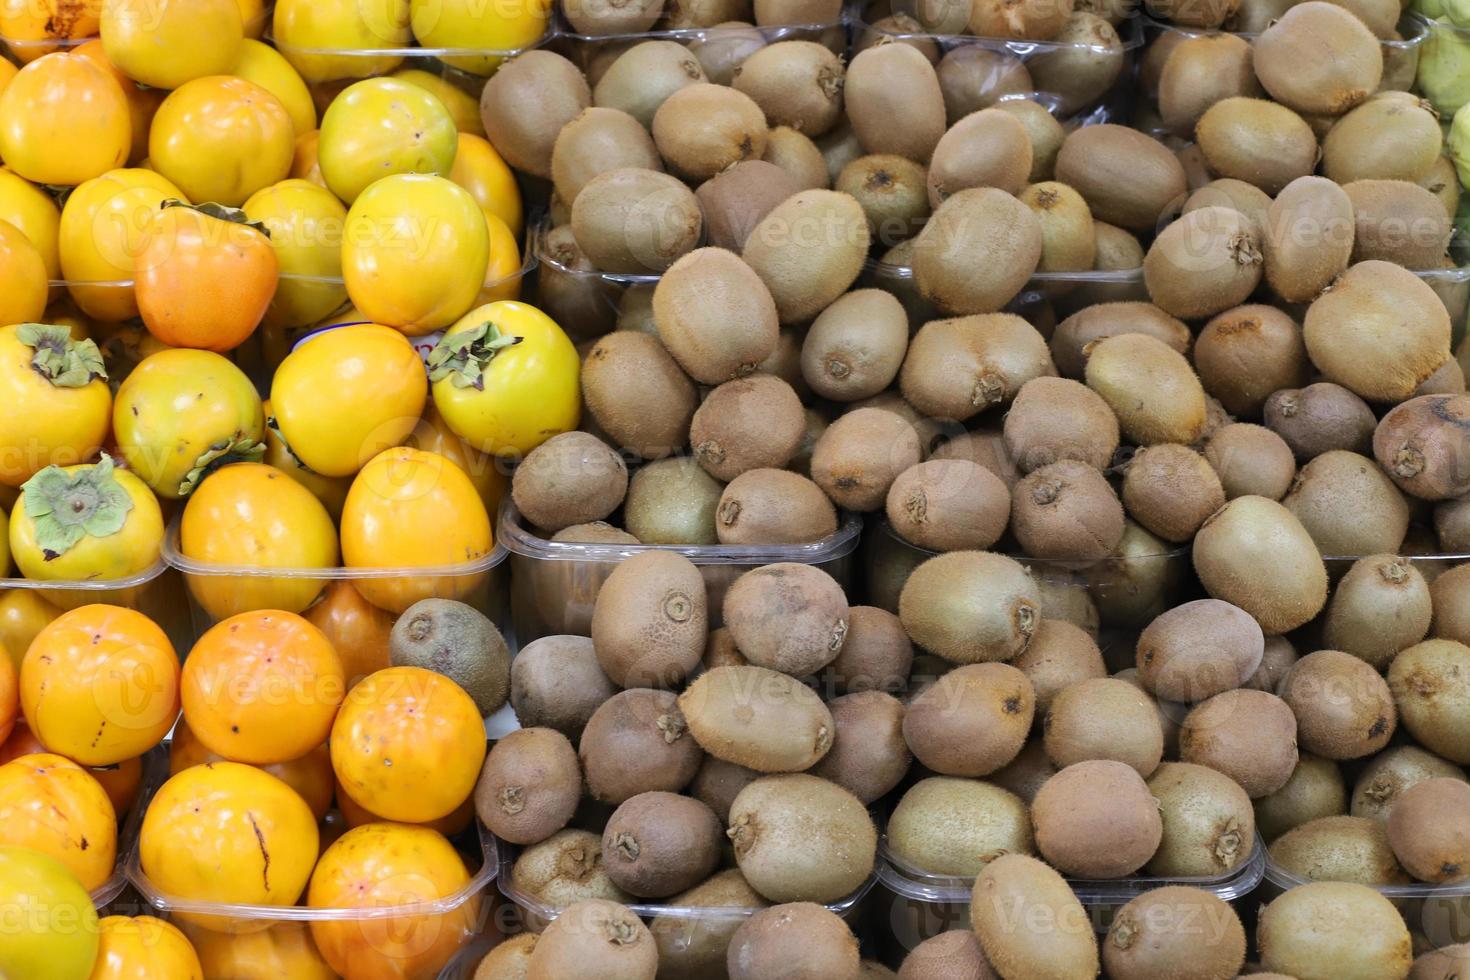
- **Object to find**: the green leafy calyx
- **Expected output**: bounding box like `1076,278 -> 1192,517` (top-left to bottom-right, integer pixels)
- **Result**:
21,454 -> 133,558
17,324 -> 107,388
427,321 -> 522,391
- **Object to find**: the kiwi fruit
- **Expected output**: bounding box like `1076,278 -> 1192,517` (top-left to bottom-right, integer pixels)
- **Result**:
1353,745 -> 1468,822
1044,676 -> 1165,776
1194,98 -> 1318,196
884,458 -> 1010,553
1255,754 -> 1349,843
911,190 -> 1044,315
800,289 -> 909,402
474,934 -> 537,979
1034,571 -> 1102,639
689,375 -> 805,482
1265,382 -> 1377,459
1384,778 -> 1470,883
582,331 -> 696,460
731,40 -> 846,136
1027,12 -> 1125,115
1021,181 -> 1097,274
716,468 -> 838,545
1261,177 -> 1354,304
833,156 -> 930,245
1192,495 -> 1328,634
1002,377 -> 1119,474
1193,305 -> 1311,417
807,407 -> 920,513
1201,426 -> 1296,505
1034,759 -> 1164,878
1104,887 -> 1247,980
696,161 -> 800,253
1054,124 -> 1187,233
1419,357 -> 1469,396
513,830 -> 631,910
614,285 -> 656,335
649,869 -> 768,977
1283,450 -> 1411,556
652,83 -> 769,181
1183,179 -> 1272,240
692,757 -> 762,823
1280,650 -> 1397,761
1144,206 -> 1263,320
967,0 -> 1072,38
820,606 -> 911,694
753,0 -> 842,25
1260,882 -> 1412,979
762,125 -> 830,190
1324,95 -> 1442,184
1389,640 -> 1470,764
1085,333 -> 1208,446
931,429 -> 1023,489
1374,394 -> 1470,500
844,42 -> 947,162
555,523 -> 640,545
1121,445 -> 1226,544
1144,0 -> 1235,26
1438,498 -> 1470,551
1134,598 -> 1264,704
1086,520 -> 1185,629
1088,221 -> 1145,282
1410,945 -> 1470,979
726,903 -> 860,980
1179,688 -> 1299,797
512,636 -> 618,739
702,627 -> 747,673
926,109 -> 1033,205
935,47 -> 1033,123
886,777 -> 1034,876
1146,761 -> 1257,876
579,689 -> 704,804
1252,2 -> 1383,116
722,563 -> 849,676
1010,460 -> 1125,563
1050,302 -> 1191,379
970,854 -> 1100,979
475,728 -> 581,846
901,312 -> 1054,422
653,247 -> 780,385
808,691 -> 912,803
1345,179 -> 1453,269
511,432 -> 628,533
727,773 -> 877,903
899,551 -> 1041,663
742,190 -> 870,324
388,598 -> 510,716
480,51 -> 591,179
897,931 -> 997,980
526,899 -> 658,980
1011,620 -> 1106,715
590,550 -> 708,688
601,791 -> 723,898
551,107 -> 664,205
1434,568 -> 1470,643
538,224 -> 622,339
689,22 -> 768,84
1419,154 -> 1461,221
624,457 -> 723,545
816,121 -> 864,185
563,0 -> 664,33
1323,556 -> 1431,669
1157,33 -> 1260,135
987,737 -> 1057,806
662,0 -> 750,28
903,662 -> 1035,776
592,41 -> 706,128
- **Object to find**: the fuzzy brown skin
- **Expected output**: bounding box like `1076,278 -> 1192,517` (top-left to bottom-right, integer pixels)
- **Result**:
968,0 -> 1073,38
743,190 -> 870,324
1158,34 -> 1260,135
826,606 -> 914,694
727,903 -> 860,980
623,457 -> 723,546
1252,2 -> 1383,116
1122,444 -> 1226,544
1054,123 -> 1188,233
910,192 -> 1043,317
1145,0 -> 1239,28
808,691 -> 912,804
1265,382 -> 1377,460
931,429 -> 1023,489
689,374 -> 804,482
1352,746 -> 1467,823
731,41 -> 846,136
590,550 -> 707,689
723,563 -> 850,676
844,42 -> 946,164
1011,459 -> 1125,562
1283,450 -> 1411,557
728,775 -> 877,904
753,0 -> 842,26
900,551 -> 1041,664
1195,98 -> 1318,196
898,930 -> 999,980
679,665 -> 835,773
475,728 -> 581,846
550,107 -> 663,206
1021,181 -> 1096,273
1144,206 -> 1263,320
1183,180 -> 1272,240
1003,376 -> 1119,472
810,407 -> 922,513
601,791 -> 723,898
512,432 -> 629,533
1344,179 -> 1452,269
1270,815 -> 1409,886
716,468 -> 838,545
763,126 -> 829,190
1263,177 -> 1354,304
653,247 -> 780,384
1325,556 -> 1432,670
1433,567 -> 1470,645
800,289 -> 910,403
901,312 -> 1054,419
579,689 -> 704,804
998,100 -> 1066,185
1410,944 -> 1470,980
1027,12 -> 1126,115
887,777 -> 1034,878
1325,97 -> 1443,185
538,223 -> 620,338
1103,887 -> 1247,980
1243,636 -> 1299,694
480,51 -> 590,179
904,662 -> 1035,776
511,636 -> 617,739
1011,619 -> 1106,716
1050,302 -> 1191,380
1204,424 -> 1297,501
1044,677 -> 1164,777
1178,689 -> 1299,798
1085,334 -> 1207,447
927,108 -> 1033,204
526,899 -> 659,980
937,47 -> 1033,124
1389,640 -> 1470,765
885,458 -> 1011,552
1259,883 -> 1412,980
970,854 -> 1100,979
1282,650 -> 1398,761
512,830 -> 631,910
1255,754 -> 1349,844
1374,394 -> 1470,500
649,870 -> 769,977
990,737 -> 1058,804
582,331 -> 696,460
691,756 -> 761,823
696,160 -> 800,252
1136,598 -> 1263,703
473,933 -> 537,979
1146,762 -> 1257,876
653,83 -> 769,182
836,153 -> 931,244
1192,495 -> 1328,634
591,41 -> 706,129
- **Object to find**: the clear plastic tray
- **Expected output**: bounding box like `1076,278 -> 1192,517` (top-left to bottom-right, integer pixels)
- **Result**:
501,500 -> 862,642
88,746 -> 169,909
1262,857 -> 1470,899
0,556 -> 194,653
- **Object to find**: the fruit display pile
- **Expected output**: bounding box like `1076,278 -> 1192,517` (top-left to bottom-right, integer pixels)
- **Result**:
4,0 -> 1470,976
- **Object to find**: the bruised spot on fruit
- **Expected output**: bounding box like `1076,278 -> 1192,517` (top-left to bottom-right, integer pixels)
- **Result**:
1368,716 -> 1388,738
1031,479 -> 1061,506
1003,695 -> 1023,714
499,786 -> 525,815
973,372 -> 1006,406
904,489 -> 928,524
1445,862 -> 1462,877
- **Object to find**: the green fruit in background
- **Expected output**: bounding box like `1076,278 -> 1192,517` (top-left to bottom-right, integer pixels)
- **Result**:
1420,0 -> 1448,18
1446,0 -> 1470,25
1450,103 -> 1470,191
1420,18 -> 1470,115
0,846 -> 99,980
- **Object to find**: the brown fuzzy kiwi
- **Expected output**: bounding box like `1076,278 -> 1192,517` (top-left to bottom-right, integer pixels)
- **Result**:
679,667 -> 834,775
825,605 -> 914,693
742,190 -> 870,324
473,933 -> 537,978
623,457 -> 723,545
903,662 -> 1035,775
662,0 -> 750,29
753,0 -> 842,25
513,830 -> 631,910
1391,779 -> 1470,884
1259,882 -> 1412,979
900,312 -> 1054,419
844,43 -> 947,162
990,737 -> 1059,804
716,468 -> 838,545
898,931 -> 999,980
526,899 -> 658,980
652,83 -> 769,181
809,407 -> 922,512
887,777 -> 1034,876
910,190 -> 1043,316
589,550 -> 707,688
1194,98 -> 1317,196
755,328 -> 808,398
1283,450 -> 1410,556
1034,571 -> 1102,639
808,691 -> 912,803
653,247 -> 780,385
1269,816 -> 1409,885
1419,153 -> 1461,221
885,458 -> 1011,551
1032,760 -> 1163,877
551,107 -> 664,205
1104,888 -> 1247,980
1226,0 -> 1292,30
1263,177 -> 1355,304
762,125 -> 830,190
592,41 -> 706,128
1139,29 -> 1186,100
601,792 -> 723,898
1438,498 -> 1470,550
480,51 -> 591,179
968,0 -> 1073,38
555,522 -> 640,545
801,289 -> 910,402
900,551 -> 1041,663
730,40 -> 846,136
1090,220 -> 1145,277
538,224 -> 621,339
1027,12 -> 1126,114
1265,382 -> 1376,459
1252,2 -> 1383,116
936,47 -> 1033,124
726,903 -> 860,980
1345,179 -> 1453,269
1085,333 -> 1208,446
927,109 -> 1034,204
1135,598 -> 1264,703
511,636 -> 618,739
579,689 -> 704,803
1003,377 -> 1119,473
1043,676 -> 1165,776
1183,179 -> 1272,240
1122,445 -> 1226,544
1144,0 -> 1237,27
1332,0 -> 1399,37
931,429 -> 1024,489
1146,762 -> 1257,875
1352,745 -> 1467,822
1281,650 -> 1397,761
696,161 -> 800,253
1049,302 -> 1191,379
703,627 -> 747,672
1389,640 -> 1470,764
723,563 -> 850,675
1178,689 -> 1299,797
1205,423 -> 1298,500
1019,181 -> 1096,272
689,375 -> 805,481
475,728 -> 582,846
582,331 -> 696,460
1192,495 -> 1328,633
1434,566 -> 1470,640
727,774 -> 878,903
1054,124 -> 1187,233
1010,459 -> 1126,562
692,757 -> 762,823
1194,305 -> 1310,417
906,0 -> 976,32
1255,754 -> 1349,843
854,15 -> 941,62
816,122 -> 864,184
1086,521 -> 1186,629
835,155 -> 932,244
1324,95 -> 1443,184
649,870 -> 769,977
1374,394 -> 1470,500
1418,356 -> 1468,396
1144,206 -> 1263,320
1011,620 -> 1106,716
970,854 -> 1100,979
1410,945 -> 1470,980
614,285 -> 656,335
563,0 -> 664,33
511,432 -> 628,533
1158,33 -> 1260,135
